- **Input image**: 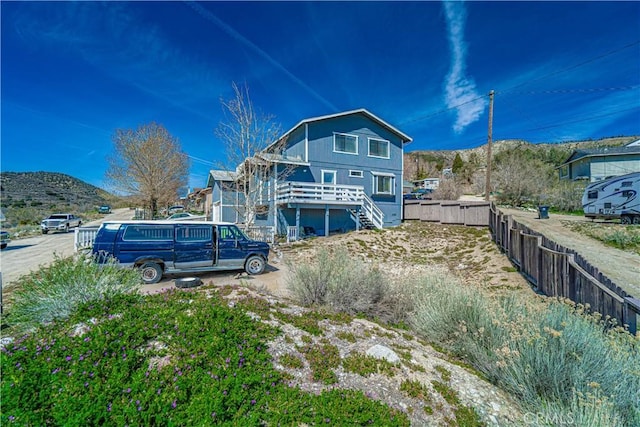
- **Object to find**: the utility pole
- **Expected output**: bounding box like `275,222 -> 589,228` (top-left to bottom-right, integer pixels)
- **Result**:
485,90 -> 495,201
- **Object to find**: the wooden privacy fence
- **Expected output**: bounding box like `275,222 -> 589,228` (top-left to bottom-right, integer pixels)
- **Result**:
489,203 -> 640,334
403,200 -> 490,226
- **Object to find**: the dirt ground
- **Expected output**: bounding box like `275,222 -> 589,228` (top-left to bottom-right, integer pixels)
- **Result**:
497,207 -> 640,297
3,205 -> 637,304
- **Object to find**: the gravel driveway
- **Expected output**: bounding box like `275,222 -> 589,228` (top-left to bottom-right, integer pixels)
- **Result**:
0,208 -> 290,299
0,208 -> 135,289
499,207 -> 640,297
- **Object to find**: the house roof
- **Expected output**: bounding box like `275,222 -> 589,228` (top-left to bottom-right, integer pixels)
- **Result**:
206,170 -> 237,187
627,139 -> 640,147
265,108 -> 413,153
559,146 -> 640,166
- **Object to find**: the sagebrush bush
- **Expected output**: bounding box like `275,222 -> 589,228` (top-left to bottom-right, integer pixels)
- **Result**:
8,253 -> 141,328
410,272 -> 640,426
286,248 -> 400,321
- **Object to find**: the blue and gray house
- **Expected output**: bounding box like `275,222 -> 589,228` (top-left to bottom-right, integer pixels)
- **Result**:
206,109 -> 412,237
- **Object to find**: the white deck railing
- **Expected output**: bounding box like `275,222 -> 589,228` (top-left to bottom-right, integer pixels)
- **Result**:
361,194 -> 384,229
276,181 -> 384,230
239,225 -> 276,244
276,181 -> 365,205
74,226 -> 99,252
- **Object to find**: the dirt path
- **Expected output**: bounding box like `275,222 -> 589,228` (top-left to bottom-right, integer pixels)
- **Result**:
0,208 -> 135,289
498,207 -> 640,297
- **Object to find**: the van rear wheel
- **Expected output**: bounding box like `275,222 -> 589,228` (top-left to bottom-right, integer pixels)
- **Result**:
140,262 -> 163,284
245,255 -> 265,275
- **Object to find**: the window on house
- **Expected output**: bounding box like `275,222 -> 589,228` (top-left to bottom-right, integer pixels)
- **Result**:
372,172 -> 394,195
349,170 -> 363,178
334,133 -> 358,154
559,166 -> 569,178
368,138 -> 390,158
322,170 -> 336,184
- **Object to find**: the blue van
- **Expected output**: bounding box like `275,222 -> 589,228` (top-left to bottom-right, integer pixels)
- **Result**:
92,221 -> 270,284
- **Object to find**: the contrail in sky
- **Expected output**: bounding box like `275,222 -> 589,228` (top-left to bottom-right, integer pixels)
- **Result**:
185,1 -> 338,112
442,1 -> 486,133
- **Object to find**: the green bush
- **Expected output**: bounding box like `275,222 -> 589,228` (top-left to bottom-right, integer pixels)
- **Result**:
410,272 -> 640,426
286,248 -> 395,321
7,254 -> 141,329
1,290 -> 409,426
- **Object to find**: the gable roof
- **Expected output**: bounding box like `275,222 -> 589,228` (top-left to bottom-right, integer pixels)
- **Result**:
265,108 -> 413,153
560,146 -> 640,166
206,170 -> 237,187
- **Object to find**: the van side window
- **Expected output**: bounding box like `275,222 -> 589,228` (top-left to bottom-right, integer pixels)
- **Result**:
587,190 -> 598,199
621,181 -> 632,187
123,225 -> 173,241
176,226 -> 212,242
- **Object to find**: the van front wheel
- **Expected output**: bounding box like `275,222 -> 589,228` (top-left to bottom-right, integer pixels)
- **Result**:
245,256 -> 265,275
140,262 -> 163,284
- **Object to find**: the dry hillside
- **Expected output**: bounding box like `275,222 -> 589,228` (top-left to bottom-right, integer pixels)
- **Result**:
404,135 -> 639,181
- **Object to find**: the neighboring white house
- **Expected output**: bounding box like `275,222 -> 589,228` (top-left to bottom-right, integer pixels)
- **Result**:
413,178 -> 440,190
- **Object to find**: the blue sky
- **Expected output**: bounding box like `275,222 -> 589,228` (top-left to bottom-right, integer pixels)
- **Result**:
2,1 -> 639,191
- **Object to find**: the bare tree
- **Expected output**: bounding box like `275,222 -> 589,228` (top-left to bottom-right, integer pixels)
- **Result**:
493,150 -> 554,206
215,82 -> 289,225
431,176 -> 463,200
106,122 -> 189,219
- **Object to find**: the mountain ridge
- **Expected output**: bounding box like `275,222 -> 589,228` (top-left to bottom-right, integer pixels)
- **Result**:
0,172 -> 117,225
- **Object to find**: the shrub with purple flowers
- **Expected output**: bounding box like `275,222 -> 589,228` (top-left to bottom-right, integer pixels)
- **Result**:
1,288 -> 408,426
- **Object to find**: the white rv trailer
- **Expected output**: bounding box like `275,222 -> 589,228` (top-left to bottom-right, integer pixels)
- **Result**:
582,172 -> 640,224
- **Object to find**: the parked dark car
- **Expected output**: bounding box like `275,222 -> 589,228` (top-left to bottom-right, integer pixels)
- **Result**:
99,205 -> 111,214
0,230 -> 10,249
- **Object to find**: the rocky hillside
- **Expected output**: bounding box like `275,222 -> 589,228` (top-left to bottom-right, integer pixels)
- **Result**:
404,135 -> 639,181
0,172 -> 117,226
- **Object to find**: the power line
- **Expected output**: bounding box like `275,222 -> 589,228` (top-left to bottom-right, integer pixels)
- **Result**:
404,40 -> 639,126
498,40 -> 640,95
399,95 -> 487,125
497,85 -> 640,96
519,105 -> 640,133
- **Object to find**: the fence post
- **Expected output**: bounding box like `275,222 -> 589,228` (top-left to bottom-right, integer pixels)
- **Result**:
624,297 -> 640,333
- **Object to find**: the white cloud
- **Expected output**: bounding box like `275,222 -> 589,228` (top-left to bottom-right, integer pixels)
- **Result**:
442,1 -> 486,133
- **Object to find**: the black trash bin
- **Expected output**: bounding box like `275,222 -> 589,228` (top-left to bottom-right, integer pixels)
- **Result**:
538,205 -> 549,219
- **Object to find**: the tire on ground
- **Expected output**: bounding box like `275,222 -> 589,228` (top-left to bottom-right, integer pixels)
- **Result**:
139,262 -> 163,284
175,277 -> 202,288
245,255 -> 266,275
